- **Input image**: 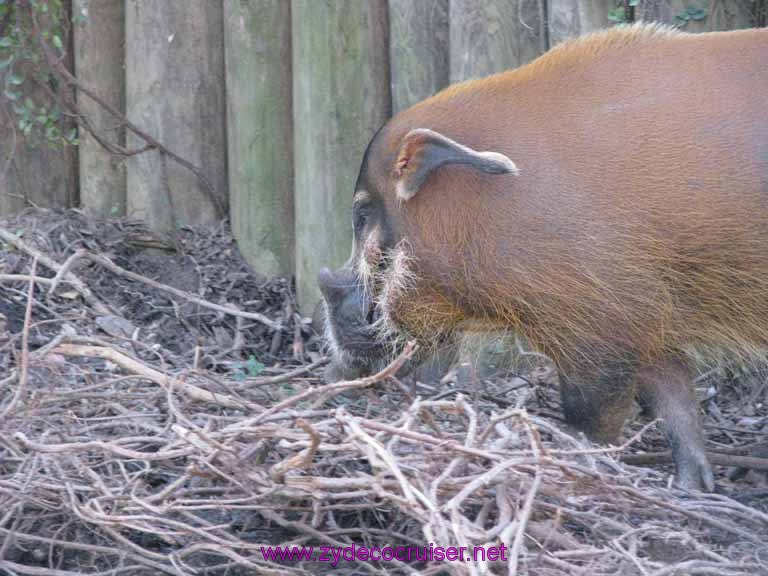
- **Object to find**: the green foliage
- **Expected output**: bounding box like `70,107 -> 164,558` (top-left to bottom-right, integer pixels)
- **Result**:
245,356 -> 266,377
674,4 -> 708,26
607,1 -> 709,27
607,1 -> 638,24
0,0 -> 79,148
232,355 -> 266,381
607,8 -> 628,23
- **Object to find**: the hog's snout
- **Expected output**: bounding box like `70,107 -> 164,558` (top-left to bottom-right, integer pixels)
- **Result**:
318,267 -> 385,380
317,268 -> 371,329
318,267 -> 351,302
317,267 -> 367,321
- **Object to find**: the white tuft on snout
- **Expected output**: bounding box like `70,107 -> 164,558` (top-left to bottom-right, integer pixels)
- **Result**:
372,240 -> 417,349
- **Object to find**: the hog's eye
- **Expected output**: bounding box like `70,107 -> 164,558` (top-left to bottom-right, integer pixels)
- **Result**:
353,205 -> 369,235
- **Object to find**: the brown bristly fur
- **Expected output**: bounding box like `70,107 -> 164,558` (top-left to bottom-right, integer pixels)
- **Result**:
361,23 -> 768,374
320,22 -> 768,491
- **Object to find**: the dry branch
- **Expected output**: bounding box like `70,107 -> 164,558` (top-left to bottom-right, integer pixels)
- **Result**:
231,341 -> 417,429
51,249 -> 281,330
623,450 -> 768,472
0,226 -> 112,315
0,258 -> 36,419
49,343 -> 253,410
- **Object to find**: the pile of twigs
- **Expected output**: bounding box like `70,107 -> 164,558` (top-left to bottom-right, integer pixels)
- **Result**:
0,210 -> 766,575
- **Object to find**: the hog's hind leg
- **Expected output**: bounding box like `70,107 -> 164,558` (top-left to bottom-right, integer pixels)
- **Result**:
634,360 -> 715,492
559,363 -> 636,447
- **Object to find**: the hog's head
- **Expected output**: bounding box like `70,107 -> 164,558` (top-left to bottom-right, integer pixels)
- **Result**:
318,127 -> 518,381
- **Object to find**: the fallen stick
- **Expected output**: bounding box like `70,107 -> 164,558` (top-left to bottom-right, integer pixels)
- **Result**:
622,450 -> 768,472
269,419 -> 321,481
0,258 -> 36,419
508,417 -> 544,575
50,343 -> 253,411
50,249 -> 281,331
13,432 -> 195,462
246,356 -> 329,386
0,274 -> 55,285
0,227 -> 112,315
229,342 -> 417,429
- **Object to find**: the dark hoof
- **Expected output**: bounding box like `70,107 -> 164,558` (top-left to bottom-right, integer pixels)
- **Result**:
675,449 -> 715,492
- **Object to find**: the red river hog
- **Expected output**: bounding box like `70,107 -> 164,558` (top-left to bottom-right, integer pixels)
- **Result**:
318,24 -> 768,491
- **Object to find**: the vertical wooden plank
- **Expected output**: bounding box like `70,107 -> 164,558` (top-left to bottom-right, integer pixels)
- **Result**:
292,0 -> 391,312
636,1 -> 753,31
548,0 -> 613,46
449,0 -> 547,84
0,102 -> 24,215
704,0 -> 757,30
388,0 -> 449,113
0,2 -> 76,216
73,0 -> 126,217
0,99 -> 74,215
223,0 -> 293,278
125,0 -> 227,231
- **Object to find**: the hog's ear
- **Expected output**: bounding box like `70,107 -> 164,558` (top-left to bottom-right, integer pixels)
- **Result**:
394,128 -> 519,201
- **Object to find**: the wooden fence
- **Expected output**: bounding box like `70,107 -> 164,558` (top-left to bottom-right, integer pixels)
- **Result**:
0,0 -> 761,312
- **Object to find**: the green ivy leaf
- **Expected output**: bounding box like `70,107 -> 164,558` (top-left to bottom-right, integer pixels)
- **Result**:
607,8 -> 626,23
246,356 -> 265,377
3,88 -> 20,100
0,37 -> 13,48
52,35 -> 63,51
689,9 -> 707,21
0,55 -> 14,69
45,123 -> 61,141
6,72 -> 24,85
73,11 -> 88,25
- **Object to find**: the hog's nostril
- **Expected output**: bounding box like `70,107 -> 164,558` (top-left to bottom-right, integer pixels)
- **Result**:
317,268 -> 337,298
318,267 -> 353,301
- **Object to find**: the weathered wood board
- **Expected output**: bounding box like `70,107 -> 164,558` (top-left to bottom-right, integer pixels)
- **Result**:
125,0 -> 227,231
450,0 -> 548,83
389,0 -> 450,113
292,0 -> 391,312
548,0 -> 613,46
0,104 -> 75,215
224,0 -> 293,278
73,0 -> 126,218
0,3 -> 76,216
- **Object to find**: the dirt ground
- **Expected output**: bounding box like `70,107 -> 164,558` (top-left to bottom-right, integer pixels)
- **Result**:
0,208 -> 766,575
